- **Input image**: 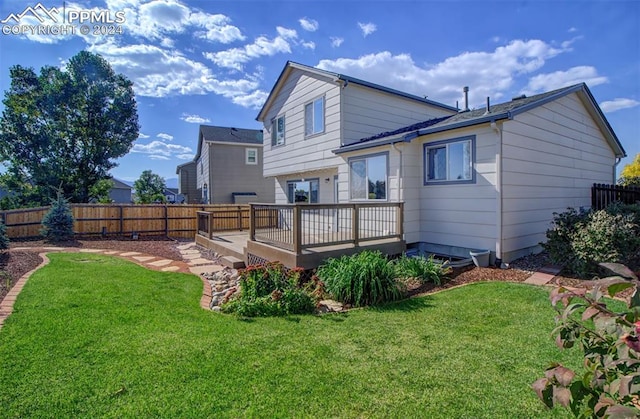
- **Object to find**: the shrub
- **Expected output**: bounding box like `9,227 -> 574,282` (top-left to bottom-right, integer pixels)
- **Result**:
393,254 -> 451,285
532,277 -> 640,417
0,218 -> 8,251
41,190 -> 74,242
542,204 -> 640,277
316,250 -> 402,307
221,262 -> 316,317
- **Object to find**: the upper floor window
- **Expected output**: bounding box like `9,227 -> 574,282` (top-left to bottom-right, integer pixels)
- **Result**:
349,153 -> 387,200
246,148 -> 258,165
305,96 -> 324,136
271,115 -> 285,146
424,136 -> 475,185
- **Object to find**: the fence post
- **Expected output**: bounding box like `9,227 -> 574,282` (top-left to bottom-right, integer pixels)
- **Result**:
249,204 -> 256,241
293,205 -> 302,254
352,204 -> 359,247
237,206 -> 243,231
164,205 -> 169,237
396,202 -> 404,239
207,212 -> 213,240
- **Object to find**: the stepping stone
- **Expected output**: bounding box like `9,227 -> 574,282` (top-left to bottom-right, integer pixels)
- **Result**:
132,256 -> 156,262
181,253 -> 202,260
189,265 -> 222,275
79,249 -> 103,253
103,251 -> 119,255
42,247 -> 65,251
188,258 -> 213,266
161,266 -> 181,272
524,272 -> 556,285
180,249 -> 200,255
119,252 -> 141,257
148,259 -> 173,267
177,243 -> 196,250
221,256 -> 245,269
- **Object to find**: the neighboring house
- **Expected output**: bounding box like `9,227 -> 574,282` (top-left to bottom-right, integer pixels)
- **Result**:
176,161 -> 198,203
257,61 -> 626,262
163,187 -> 183,203
184,125 -> 275,204
109,178 -> 132,203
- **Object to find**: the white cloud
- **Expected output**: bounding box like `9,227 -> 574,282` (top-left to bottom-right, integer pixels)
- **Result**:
176,153 -> 195,160
525,66 -> 608,94
189,12 -> 245,43
302,41 -> 316,50
230,89 -> 269,109
180,114 -> 211,123
318,39 -> 574,107
330,37 -> 344,47
88,40 -> 264,107
204,27 -> 297,70
600,98 -> 640,113
299,17 -> 319,32
131,140 -> 192,158
149,155 -> 170,160
358,22 -> 377,37
568,27 -> 578,33
138,132 -> 150,139
157,132 -> 174,141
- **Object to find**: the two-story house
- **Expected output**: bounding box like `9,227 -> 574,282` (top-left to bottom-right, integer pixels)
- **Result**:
178,125 -> 275,204
256,61 -> 625,263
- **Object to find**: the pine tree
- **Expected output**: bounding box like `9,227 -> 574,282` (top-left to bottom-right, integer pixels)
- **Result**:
0,218 -> 9,251
41,190 -> 74,242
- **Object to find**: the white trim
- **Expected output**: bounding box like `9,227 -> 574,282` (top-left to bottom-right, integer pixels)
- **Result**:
245,148 -> 258,165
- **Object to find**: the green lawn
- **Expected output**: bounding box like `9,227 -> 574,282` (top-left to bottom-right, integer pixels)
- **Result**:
0,253 -> 577,418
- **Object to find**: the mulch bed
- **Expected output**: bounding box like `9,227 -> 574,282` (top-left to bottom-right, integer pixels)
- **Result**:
0,251 -> 43,302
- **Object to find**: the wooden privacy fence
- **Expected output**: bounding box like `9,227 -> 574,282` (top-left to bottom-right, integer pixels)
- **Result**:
591,183 -> 640,210
0,204 -> 252,239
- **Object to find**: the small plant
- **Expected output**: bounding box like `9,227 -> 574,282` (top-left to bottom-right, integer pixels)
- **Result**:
41,189 -> 74,242
221,262 -> 316,317
393,254 -> 451,285
532,276 -> 640,417
0,217 -> 9,251
316,250 -> 402,307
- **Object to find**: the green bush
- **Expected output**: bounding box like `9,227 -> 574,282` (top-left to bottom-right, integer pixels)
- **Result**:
393,254 -> 451,285
41,190 -> 74,242
221,262 -> 316,317
542,204 -> 640,277
316,250 -> 402,307
0,218 -> 8,251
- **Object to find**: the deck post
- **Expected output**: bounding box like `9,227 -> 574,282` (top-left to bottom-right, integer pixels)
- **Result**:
249,204 -> 256,241
207,211 -> 213,240
397,202 -> 404,239
293,205 -> 302,254
352,204 -> 359,246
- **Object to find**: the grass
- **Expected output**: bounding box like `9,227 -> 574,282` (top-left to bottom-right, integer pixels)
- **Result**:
0,253 -> 578,418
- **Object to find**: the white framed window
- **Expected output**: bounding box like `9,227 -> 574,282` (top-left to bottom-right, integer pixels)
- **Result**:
287,179 -> 319,203
271,115 -> 285,146
349,153 -> 387,200
245,148 -> 257,165
424,136 -> 475,185
304,96 -> 325,137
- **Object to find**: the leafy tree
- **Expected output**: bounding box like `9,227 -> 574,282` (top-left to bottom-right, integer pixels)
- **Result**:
618,153 -> 640,187
89,178 -> 114,203
134,170 -> 166,204
41,189 -> 74,242
0,51 -> 139,206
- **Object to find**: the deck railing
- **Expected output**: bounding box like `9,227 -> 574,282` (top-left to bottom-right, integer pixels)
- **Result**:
249,202 -> 404,253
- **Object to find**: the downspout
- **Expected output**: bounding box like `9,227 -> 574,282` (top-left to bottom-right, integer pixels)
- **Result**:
614,157 -> 622,183
391,141 -> 403,202
491,121 -> 503,262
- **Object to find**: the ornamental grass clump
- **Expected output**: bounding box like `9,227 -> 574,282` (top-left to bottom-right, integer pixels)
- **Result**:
221,262 -> 317,317
393,254 -> 451,285
316,250 -> 402,307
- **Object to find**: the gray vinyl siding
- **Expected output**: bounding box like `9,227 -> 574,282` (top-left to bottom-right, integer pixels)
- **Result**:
415,125 -> 497,252
196,140 -> 210,203
108,187 -> 132,203
500,93 -> 616,260
341,84 -> 455,145
209,143 -> 274,204
177,162 -> 198,203
262,70 -> 342,178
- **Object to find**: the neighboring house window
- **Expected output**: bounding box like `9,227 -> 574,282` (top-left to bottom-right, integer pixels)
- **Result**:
349,153 -> 387,200
246,148 -> 258,165
304,96 -> 325,136
424,136 -> 475,184
271,115 -> 285,146
287,179 -> 319,203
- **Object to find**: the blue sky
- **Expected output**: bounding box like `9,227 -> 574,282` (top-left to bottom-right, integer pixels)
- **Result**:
1,0 -> 639,186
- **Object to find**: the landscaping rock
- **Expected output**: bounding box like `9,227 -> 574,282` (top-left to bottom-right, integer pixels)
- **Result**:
317,299 -> 344,313
205,267 -> 241,310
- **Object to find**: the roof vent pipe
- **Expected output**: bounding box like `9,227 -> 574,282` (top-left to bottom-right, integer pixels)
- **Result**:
463,86 -> 469,112
484,97 -> 491,115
